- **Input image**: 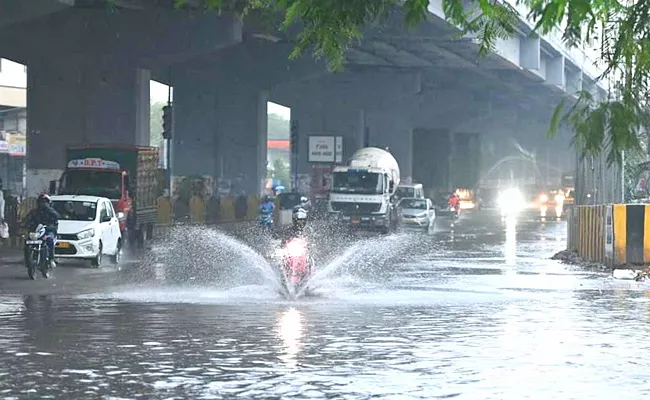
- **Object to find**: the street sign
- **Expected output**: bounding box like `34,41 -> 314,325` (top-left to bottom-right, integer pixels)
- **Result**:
335,136 -> 343,163
308,136 -> 335,163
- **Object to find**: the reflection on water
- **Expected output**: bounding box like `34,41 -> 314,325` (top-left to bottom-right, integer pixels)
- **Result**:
276,307 -> 304,368
504,216 -> 517,268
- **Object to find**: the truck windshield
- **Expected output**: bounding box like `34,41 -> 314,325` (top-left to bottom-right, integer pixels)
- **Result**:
399,199 -> 426,209
332,171 -> 383,194
395,187 -> 414,199
52,200 -> 97,221
61,170 -> 122,199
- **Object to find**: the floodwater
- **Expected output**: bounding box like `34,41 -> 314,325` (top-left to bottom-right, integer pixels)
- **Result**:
1,212 -> 649,399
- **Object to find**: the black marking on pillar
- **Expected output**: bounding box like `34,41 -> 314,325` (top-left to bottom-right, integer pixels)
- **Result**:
626,204 -> 645,264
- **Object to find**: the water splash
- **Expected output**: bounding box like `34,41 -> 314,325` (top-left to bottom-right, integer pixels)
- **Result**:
296,233 -> 415,298
144,225 -> 283,291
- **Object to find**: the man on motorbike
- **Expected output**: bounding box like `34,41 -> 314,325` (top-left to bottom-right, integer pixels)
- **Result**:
259,195 -> 275,228
448,191 -> 461,213
278,207 -> 312,286
25,194 -> 60,268
281,206 -> 309,246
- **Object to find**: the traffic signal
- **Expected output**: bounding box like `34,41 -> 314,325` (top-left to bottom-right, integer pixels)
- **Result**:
162,104 -> 173,139
290,120 -> 298,155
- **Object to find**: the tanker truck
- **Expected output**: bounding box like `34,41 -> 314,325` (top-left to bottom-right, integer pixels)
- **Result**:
328,147 -> 400,233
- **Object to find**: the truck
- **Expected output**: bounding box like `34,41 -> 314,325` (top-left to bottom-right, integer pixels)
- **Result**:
328,147 -> 400,233
56,145 -> 161,248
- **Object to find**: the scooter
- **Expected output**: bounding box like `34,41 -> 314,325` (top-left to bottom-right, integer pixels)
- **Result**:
274,237 -> 314,298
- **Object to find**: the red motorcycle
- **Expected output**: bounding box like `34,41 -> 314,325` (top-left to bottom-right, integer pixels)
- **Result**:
278,237 -> 314,292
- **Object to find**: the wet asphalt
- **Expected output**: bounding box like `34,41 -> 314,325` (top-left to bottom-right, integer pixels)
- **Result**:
0,211 -> 648,399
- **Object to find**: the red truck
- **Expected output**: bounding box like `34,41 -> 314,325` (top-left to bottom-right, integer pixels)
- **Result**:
56,144 -> 161,249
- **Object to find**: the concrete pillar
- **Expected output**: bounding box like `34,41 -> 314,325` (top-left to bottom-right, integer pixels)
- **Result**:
172,78 -> 218,178
215,86 -> 269,196
26,58 -> 150,196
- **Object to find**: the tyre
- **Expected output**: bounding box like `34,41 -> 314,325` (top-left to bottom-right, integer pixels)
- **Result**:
91,242 -> 103,268
111,240 -> 122,265
26,250 -> 37,280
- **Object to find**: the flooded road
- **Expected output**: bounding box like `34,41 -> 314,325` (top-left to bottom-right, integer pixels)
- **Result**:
1,212 -> 649,399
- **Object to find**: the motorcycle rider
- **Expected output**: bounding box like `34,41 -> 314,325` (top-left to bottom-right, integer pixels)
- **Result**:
259,195 -> 275,228
25,194 -> 60,269
448,191 -> 461,214
281,206 -> 309,246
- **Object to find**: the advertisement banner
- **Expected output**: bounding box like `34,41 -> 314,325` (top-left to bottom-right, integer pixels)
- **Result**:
308,136 -> 335,163
8,132 -> 26,156
0,141 -> 8,153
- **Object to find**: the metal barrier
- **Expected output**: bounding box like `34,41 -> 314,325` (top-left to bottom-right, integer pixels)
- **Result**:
567,204 -> 650,267
3,195 -> 270,249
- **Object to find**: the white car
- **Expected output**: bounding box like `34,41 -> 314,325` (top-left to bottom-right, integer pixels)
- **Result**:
50,195 -> 122,267
397,197 -> 436,230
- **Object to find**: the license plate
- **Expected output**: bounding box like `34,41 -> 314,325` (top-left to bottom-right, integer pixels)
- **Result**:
351,218 -> 360,224
56,242 -> 70,248
25,240 -> 42,245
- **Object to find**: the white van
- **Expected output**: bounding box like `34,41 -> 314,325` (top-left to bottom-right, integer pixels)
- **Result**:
394,183 -> 424,200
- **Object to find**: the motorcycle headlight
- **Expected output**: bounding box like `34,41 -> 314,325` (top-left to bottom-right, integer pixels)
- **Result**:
29,232 -> 39,240
539,194 -> 548,203
76,229 -> 95,240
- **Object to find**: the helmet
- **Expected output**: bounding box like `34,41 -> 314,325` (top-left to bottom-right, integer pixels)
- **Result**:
37,193 -> 51,206
292,207 -> 308,227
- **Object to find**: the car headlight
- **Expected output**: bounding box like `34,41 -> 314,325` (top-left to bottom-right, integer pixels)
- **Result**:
76,229 -> 95,240
417,212 -> 427,218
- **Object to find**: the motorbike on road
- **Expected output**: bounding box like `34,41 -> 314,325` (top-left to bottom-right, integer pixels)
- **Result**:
24,224 -> 53,280
273,237 -> 314,297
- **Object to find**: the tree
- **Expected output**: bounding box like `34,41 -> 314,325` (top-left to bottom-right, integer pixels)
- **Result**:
268,112 -> 289,140
150,101 -> 166,147
184,0 -> 648,165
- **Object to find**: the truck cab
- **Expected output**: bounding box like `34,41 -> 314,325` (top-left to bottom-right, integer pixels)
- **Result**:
328,147 -> 400,233
58,158 -> 132,232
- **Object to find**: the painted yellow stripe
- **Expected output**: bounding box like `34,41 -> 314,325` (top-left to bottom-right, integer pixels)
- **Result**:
613,204 -> 627,265
644,205 -> 650,263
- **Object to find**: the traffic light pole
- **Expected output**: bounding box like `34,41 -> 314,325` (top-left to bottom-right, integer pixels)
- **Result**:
291,120 -> 298,192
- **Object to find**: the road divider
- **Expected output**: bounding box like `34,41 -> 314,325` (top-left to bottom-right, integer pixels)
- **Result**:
3,195 -> 278,249
567,204 -> 650,268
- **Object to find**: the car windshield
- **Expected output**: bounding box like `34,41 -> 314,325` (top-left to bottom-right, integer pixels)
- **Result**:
400,199 -> 427,209
52,200 -> 97,221
61,170 -> 122,199
332,171 -> 383,194
395,187 -> 414,198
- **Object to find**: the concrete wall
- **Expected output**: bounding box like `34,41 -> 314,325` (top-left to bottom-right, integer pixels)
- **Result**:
25,58 -> 150,196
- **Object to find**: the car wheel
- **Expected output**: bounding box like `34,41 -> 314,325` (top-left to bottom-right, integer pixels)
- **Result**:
91,242 -> 103,268
111,240 -> 122,265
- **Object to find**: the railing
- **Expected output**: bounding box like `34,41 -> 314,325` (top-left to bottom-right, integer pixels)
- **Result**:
567,204 -> 650,268
2,195 -> 280,247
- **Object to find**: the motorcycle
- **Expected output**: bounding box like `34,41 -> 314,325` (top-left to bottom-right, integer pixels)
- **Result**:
24,224 -> 53,280
274,237 -> 314,297
448,205 -> 460,219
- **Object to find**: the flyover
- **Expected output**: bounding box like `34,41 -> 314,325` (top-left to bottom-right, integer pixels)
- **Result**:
0,0 -> 608,196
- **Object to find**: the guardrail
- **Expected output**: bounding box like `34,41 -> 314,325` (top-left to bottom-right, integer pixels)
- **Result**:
2,195 -> 279,248
567,204 -> 650,268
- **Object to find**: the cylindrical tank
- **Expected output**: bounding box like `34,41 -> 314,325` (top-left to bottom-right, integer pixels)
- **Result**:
348,147 -> 400,191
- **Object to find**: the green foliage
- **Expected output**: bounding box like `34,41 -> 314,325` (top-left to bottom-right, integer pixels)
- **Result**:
178,0 -> 650,164
150,102 -> 166,147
